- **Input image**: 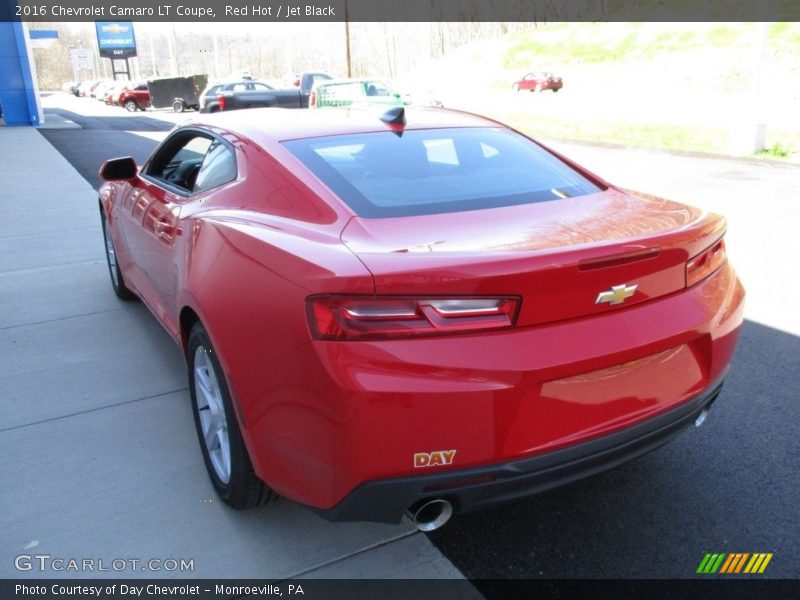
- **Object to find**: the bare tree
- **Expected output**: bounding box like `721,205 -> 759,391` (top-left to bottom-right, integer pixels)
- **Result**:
31,20 -> 545,91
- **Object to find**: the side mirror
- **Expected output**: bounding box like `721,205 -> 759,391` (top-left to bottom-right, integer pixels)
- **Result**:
99,157 -> 138,181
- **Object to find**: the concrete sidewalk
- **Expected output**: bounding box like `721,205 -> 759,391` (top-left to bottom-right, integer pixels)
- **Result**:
0,126 -> 468,582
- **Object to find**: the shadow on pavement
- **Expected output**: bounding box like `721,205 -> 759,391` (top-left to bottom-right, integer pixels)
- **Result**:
39,122 -> 164,189
44,107 -> 175,132
430,319 -> 799,579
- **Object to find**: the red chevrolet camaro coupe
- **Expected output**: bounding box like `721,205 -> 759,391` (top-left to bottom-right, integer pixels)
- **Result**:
98,106 -> 744,530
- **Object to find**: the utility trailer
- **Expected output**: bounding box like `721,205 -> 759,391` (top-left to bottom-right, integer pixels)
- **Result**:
147,75 -> 209,112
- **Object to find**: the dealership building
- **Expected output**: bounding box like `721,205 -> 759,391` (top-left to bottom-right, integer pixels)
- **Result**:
0,21 -> 44,126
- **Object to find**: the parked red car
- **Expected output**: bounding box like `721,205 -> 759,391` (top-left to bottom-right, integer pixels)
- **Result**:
98,107 -> 743,529
118,82 -> 151,111
513,72 -> 563,93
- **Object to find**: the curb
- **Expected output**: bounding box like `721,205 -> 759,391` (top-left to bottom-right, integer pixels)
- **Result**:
541,136 -> 800,170
38,112 -> 80,129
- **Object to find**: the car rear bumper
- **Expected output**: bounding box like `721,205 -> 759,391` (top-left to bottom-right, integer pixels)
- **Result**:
314,369 -> 727,523
238,264 -> 744,514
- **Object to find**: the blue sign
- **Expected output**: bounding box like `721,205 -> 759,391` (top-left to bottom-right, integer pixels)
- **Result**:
95,21 -> 137,59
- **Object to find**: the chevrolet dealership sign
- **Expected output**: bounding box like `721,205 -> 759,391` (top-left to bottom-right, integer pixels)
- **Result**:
95,21 -> 137,58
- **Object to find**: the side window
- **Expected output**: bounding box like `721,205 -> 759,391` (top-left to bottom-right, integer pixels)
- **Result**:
193,141 -> 237,192
252,82 -> 272,91
367,81 -> 392,97
145,133 -> 213,192
135,84 -> 147,91
310,75 -> 327,88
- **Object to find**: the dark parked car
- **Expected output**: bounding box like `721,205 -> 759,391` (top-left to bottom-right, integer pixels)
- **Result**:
198,79 -> 275,113
513,72 -> 563,93
199,72 -> 332,113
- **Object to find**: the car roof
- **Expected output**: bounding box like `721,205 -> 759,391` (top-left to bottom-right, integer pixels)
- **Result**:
319,77 -> 389,85
208,79 -> 270,86
184,107 -> 502,143
203,80 -> 273,91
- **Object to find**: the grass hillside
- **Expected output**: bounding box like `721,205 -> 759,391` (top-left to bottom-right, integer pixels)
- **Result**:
504,22 -> 800,68
400,23 -> 800,159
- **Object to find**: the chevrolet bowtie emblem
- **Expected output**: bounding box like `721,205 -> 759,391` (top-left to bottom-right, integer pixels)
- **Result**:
595,283 -> 638,305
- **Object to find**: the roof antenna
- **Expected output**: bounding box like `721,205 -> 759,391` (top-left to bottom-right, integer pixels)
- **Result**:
380,106 -> 406,136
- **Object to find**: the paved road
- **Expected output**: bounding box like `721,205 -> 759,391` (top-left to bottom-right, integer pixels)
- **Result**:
35,93 -> 800,581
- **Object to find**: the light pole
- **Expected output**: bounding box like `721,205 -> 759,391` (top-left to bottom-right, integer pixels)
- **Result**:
148,31 -> 157,77
212,32 -> 220,79
69,38 -> 84,83
68,45 -> 79,83
727,23 -> 769,155
345,0 -> 351,77
169,24 -> 179,75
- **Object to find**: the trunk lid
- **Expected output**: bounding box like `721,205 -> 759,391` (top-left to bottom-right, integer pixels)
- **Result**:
341,189 -> 725,327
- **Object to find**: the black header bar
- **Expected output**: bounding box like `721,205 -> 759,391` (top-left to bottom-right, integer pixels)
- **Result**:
4,579 -> 800,600
4,0 -> 800,23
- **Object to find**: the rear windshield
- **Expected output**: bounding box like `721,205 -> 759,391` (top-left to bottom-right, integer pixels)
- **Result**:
283,127 -> 602,218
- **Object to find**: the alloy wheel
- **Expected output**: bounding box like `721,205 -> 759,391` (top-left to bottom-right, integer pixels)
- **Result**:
193,346 -> 232,483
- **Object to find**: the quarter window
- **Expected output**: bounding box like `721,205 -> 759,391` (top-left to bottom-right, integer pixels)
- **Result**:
194,141 -> 238,192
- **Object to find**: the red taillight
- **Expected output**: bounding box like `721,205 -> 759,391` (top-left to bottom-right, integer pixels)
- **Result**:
686,238 -> 727,287
307,296 -> 520,340
309,90 -> 317,108
217,94 -> 226,110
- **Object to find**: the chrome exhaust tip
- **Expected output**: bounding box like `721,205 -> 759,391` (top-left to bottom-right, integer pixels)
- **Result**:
406,498 -> 453,532
694,407 -> 710,428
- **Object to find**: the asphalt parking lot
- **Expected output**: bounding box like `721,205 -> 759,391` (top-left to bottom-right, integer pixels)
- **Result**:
3,93 -> 798,583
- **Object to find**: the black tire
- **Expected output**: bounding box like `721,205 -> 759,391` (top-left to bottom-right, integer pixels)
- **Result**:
188,322 -> 278,509
100,209 -> 135,300
553,88 -> 559,93
173,100 -> 186,113
124,99 -> 138,112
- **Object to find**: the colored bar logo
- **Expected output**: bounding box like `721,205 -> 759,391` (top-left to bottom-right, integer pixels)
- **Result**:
696,552 -> 773,574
